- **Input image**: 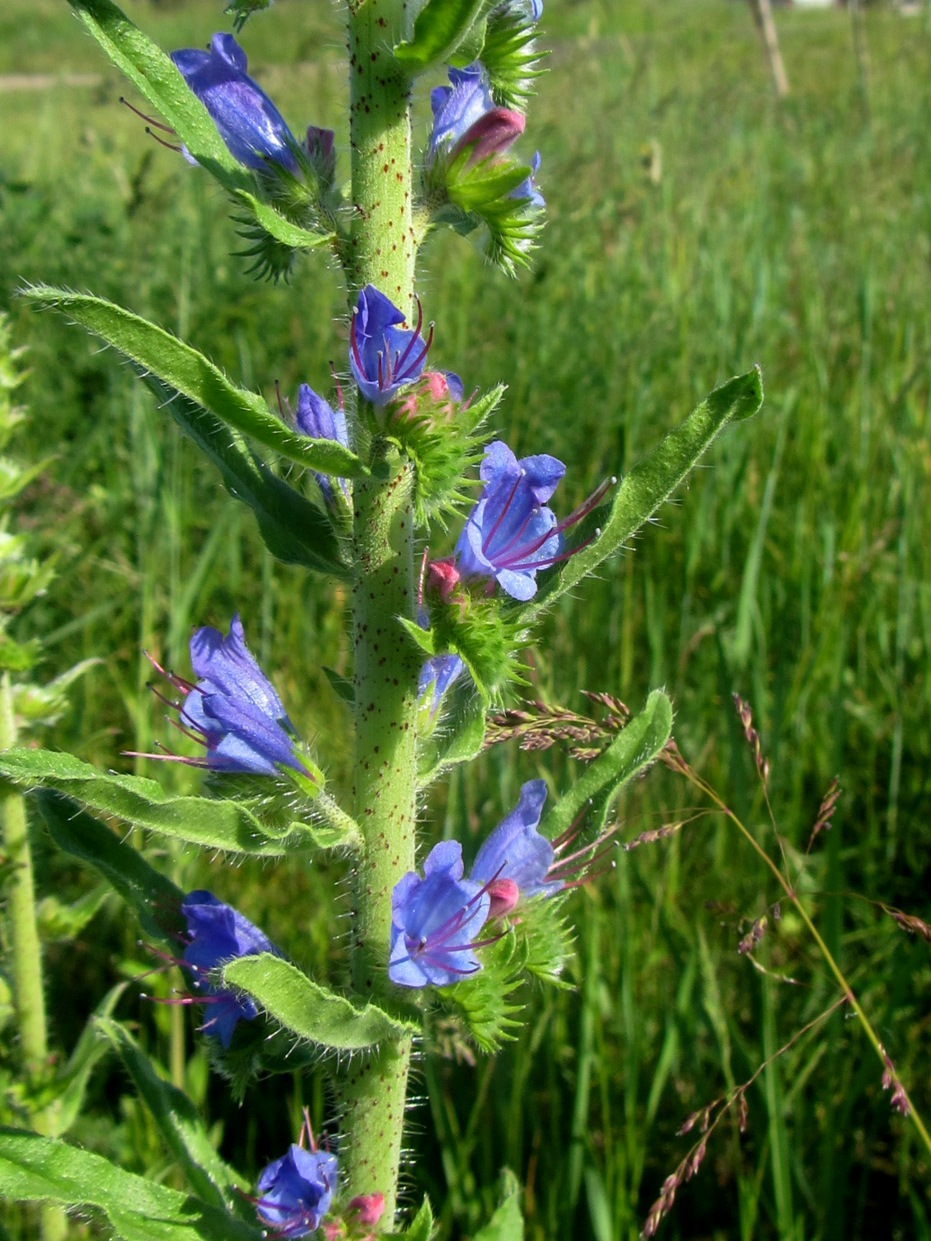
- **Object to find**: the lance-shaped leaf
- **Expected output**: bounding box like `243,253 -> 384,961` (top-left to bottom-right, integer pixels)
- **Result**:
0,749 -> 324,857
524,369 -> 764,622
94,1018 -> 250,1220
68,0 -> 332,253
222,955 -> 418,1050
142,376 -> 348,577
472,1170 -> 524,1241
0,1127 -> 262,1241
542,689 -> 673,841
394,0 -> 489,73
53,983 -> 127,1139
34,790 -> 182,938
22,289 -> 366,480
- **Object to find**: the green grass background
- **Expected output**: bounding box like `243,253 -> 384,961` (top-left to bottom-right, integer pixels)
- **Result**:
1,0 -> 930,1237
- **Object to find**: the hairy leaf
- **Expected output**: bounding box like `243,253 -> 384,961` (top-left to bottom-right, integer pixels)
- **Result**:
223,955 -> 418,1050
394,0 -> 490,72
142,376 -> 347,577
542,689 -> 673,840
94,1018 -> 249,1219
3,750 -> 318,857
23,289 -> 365,479
34,791 -> 182,938
0,1127 -> 261,1240
525,369 -> 764,620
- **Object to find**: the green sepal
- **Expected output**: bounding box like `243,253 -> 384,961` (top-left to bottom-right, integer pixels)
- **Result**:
395,1197 -> 437,1241
446,152 -> 534,210
22,289 -> 366,480
222,955 -> 419,1050
12,658 -> 101,731
94,1017 -> 251,1220
67,0 -> 333,257
525,368 -> 764,621
542,689 -> 673,841
510,891 -> 574,987
33,790 -> 183,940
224,0 -> 273,32
142,376 -> 348,577
394,0 -> 491,73
0,749 -> 323,858
0,1127 -> 262,1240
386,381 -> 504,526
438,931 -> 525,1053
473,1169 -> 525,1241
402,595 -> 528,705
478,3 -> 546,108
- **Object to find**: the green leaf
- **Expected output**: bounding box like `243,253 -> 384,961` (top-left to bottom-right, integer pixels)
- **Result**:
94,1018 -> 249,1219
542,690 -> 673,841
394,0 -> 490,72
3,750 -> 312,857
23,289 -> 365,479
36,882 -> 110,941
34,790 -> 182,939
68,0 -> 331,252
222,955 -> 418,1050
53,984 -> 127,1138
0,1127 -> 262,1240
142,376 -> 347,577
473,1169 -> 524,1241
394,1196 -> 436,1241
525,368 -> 764,621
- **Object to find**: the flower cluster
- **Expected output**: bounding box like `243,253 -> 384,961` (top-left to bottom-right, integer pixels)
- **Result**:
389,780 -> 563,988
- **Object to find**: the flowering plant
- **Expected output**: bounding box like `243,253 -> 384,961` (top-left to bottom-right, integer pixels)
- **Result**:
0,0 -> 767,1238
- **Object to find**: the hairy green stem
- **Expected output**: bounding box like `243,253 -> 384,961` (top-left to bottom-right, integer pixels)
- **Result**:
340,1 -> 419,1221
1,672 -> 48,1068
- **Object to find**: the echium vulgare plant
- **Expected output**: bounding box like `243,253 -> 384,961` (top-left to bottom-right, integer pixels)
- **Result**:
0,0 -> 766,1237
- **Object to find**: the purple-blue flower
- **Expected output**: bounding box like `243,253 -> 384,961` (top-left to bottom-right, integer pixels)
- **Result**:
510,150 -> 544,209
255,1143 -> 338,1237
349,285 -> 433,407
178,614 -> 310,778
389,841 -> 491,988
180,890 -> 280,1047
294,383 -> 350,504
455,441 -> 565,601
470,780 -> 562,916
418,652 -> 466,720
170,33 -> 299,172
455,441 -> 612,601
429,65 -> 525,166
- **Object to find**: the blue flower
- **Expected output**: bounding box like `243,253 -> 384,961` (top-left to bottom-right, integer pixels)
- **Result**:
180,890 -> 280,1047
179,614 -> 310,778
470,780 -> 562,916
255,1143 -> 338,1237
429,65 -> 526,167
510,150 -> 544,209
170,33 -> 299,172
350,285 -> 433,407
418,652 -> 466,721
389,841 -> 491,988
455,441 -> 612,601
455,441 -> 565,601
293,382 -> 350,504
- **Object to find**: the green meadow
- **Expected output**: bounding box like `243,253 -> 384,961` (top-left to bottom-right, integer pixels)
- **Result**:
1,0 -> 930,1236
